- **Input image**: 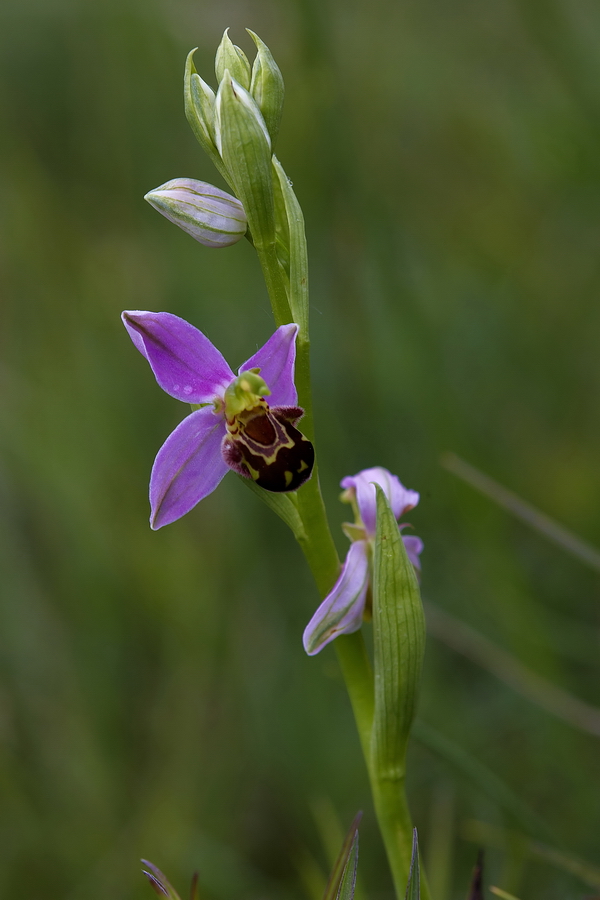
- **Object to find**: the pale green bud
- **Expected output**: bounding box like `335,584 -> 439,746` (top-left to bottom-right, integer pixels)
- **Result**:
224,368 -> 270,418
247,30 -> 284,148
215,71 -> 275,250
144,178 -> 247,248
184,50 -> 220,163
215,29 -> 251,90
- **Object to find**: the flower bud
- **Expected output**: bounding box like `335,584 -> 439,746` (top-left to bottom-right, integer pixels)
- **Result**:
247,30 -> 284,148
215,71 -> 275,250
184,50 -> 217,158
215,28 -> 251,90
144,178 -> 247,248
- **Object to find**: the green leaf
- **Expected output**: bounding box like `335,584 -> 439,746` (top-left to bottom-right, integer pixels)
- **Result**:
404,830 -> 420,900
322,812 -> 362,900
272,156 -> 309,337
141,860 -> 182,900
371,485 -> 426,775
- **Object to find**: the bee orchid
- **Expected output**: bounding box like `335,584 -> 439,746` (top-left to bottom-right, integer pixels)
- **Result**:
303,467 -> 423,655
122,311 -> 313,529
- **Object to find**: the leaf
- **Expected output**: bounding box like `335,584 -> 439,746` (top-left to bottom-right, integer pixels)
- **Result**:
371,485 -> 426,775
322,812 -> 362,900
141,860 -> 183,900
441,452 -> 600,573
272,157 -> 309,337
404,829 -> 420,900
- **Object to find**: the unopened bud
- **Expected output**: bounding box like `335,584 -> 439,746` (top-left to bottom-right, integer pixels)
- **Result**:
184,51 -> 216,153
215,71 -> 275,249
247,30 -> 284,148
215,29 -> 251,90
144,179 -> 247,248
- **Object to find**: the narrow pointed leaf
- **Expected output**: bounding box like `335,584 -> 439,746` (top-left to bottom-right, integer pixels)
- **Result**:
371,485 -> 426,773
273,156 -> 309,336
141,861 -> 182,900
336,833 -> 359,900
322,813 -> 362,900
404,830 -> 420,900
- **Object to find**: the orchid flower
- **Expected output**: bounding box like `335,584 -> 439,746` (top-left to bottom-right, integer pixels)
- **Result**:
303,467 -> 423,655
122,311 -> 314,530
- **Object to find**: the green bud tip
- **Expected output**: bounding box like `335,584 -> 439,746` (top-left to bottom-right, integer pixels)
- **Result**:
215,28 -> 251,90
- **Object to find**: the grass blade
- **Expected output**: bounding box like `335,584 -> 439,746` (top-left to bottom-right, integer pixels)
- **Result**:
405,830 -> 420,900
441,453 -> 600,572
322,813 -> 362,900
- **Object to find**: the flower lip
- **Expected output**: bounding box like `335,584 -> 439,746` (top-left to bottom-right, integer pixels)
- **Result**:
341,466 -> 420,537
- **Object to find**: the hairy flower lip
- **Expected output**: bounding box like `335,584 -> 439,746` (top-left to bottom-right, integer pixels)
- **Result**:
122,311 -> 302,528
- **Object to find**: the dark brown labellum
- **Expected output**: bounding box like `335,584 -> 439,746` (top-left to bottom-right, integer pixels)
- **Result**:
222,403 -> 314,492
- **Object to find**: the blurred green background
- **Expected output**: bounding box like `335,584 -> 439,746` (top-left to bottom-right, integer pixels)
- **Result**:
2,0 -> 600,897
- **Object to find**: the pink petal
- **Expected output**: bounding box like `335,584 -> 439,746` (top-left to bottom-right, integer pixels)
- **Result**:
303,541 -> 370,656
150,407 -> 228,529
123,311 -> 234,404
341,467 -> 420,537
402,534 -> 424,571
240,324 -> 298,407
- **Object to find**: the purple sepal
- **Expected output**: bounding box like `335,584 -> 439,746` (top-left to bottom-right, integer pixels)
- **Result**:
303,541 -> 370,656
240,324 -> 298,407
150,407 -> 228,529
122,311 -> 234,404
341,467 -> 420,537
402,534 -> 424,571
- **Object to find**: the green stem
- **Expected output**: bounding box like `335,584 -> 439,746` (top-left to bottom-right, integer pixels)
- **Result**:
257,211 -> 424,900
255,242 -> 293,327
335,632 -> 374,759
